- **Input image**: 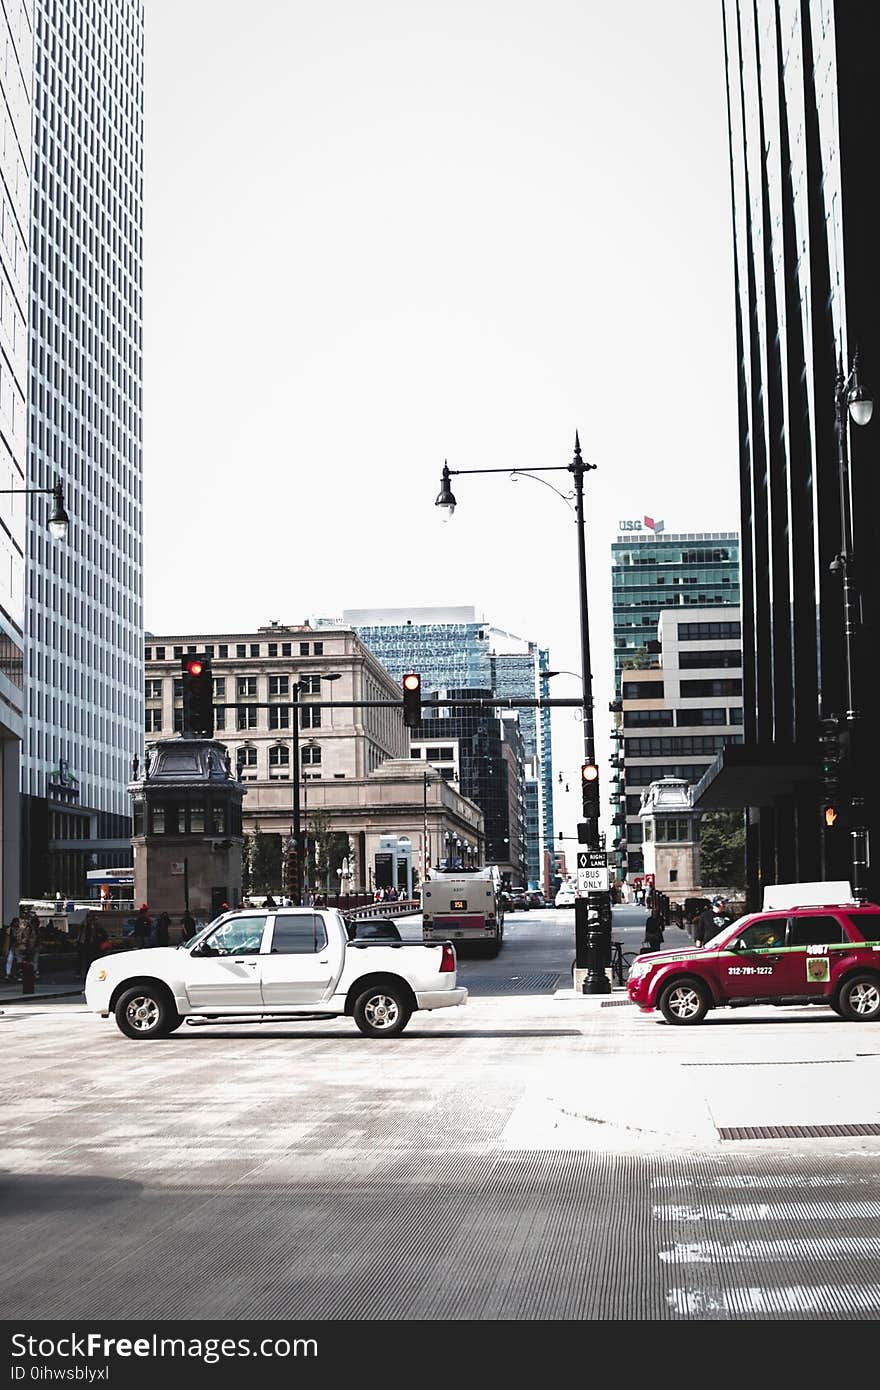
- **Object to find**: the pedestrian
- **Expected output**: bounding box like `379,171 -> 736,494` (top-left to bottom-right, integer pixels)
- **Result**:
264,893 -> 276,910
693,902 -> 717,948
3,916 -> 21,979
180,911 -> 197,942
155,912 -> 171,947
23,913 -> 41,979
134,903 -> 151,948
642,909 -> 665,953
77,913 -> 96,977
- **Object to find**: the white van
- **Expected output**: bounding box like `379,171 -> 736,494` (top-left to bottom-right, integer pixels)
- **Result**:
421,867 -> 504,956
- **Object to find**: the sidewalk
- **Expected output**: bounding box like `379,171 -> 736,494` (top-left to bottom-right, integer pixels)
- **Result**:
0,971 -> 83,1004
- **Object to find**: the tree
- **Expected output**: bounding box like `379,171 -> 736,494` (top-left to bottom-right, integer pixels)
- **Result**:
248,823 -> 281,893
699,809 -> 746,890
307,810 -> 349,895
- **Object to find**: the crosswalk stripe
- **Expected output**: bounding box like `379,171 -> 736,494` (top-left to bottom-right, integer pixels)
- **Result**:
659,1236 -> 880,1264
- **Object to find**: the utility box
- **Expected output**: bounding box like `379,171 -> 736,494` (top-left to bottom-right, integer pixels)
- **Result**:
130,738 -> 246,919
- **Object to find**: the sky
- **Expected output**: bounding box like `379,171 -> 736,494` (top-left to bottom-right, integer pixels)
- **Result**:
143,0 -> 740,848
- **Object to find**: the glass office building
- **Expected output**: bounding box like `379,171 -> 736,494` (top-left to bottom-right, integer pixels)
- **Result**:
611,532 -> 740,696
21,0 -> 144,894
696,2 -> 880,904
0,0 -> 31,920
343,606 -> 492,691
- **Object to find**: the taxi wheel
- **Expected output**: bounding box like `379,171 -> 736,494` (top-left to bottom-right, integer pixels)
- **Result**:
836,973 -> 880,1023
659,978 -> 710,1025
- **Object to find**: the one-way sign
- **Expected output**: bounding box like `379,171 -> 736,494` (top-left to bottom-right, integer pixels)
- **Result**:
576,849 -> 608,893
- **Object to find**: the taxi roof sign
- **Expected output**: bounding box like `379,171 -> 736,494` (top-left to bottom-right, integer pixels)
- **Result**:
762,880 -> 854,911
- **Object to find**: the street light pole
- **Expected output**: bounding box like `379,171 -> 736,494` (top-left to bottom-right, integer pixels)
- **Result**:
831,349 -> 874,899
0,479 -> 69,540
435,434 -> 609,991
290,672 -> 340,906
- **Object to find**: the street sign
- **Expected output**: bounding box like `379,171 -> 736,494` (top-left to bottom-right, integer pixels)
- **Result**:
576,850 -> 608,894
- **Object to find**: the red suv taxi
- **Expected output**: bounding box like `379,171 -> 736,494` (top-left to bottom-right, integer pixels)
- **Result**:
627,883 -> 880,1025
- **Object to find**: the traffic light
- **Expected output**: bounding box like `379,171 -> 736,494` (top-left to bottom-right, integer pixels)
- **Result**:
181,655 -> 214,737
581,762 -> 600,819
402,673 -> 422,728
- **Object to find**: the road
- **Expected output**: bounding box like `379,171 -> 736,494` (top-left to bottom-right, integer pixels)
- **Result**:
3,904 -> 880,1321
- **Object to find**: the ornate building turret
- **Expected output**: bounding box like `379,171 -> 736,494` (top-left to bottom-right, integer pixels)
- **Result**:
130,739 -> 246,918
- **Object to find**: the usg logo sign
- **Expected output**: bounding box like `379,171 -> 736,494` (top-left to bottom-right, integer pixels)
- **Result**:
618,515 -> 665,533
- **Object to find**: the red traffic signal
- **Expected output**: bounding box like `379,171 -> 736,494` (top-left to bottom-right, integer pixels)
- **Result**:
581,762 -> 600,818
402,673 -> 422,728
181,654 -> 213,737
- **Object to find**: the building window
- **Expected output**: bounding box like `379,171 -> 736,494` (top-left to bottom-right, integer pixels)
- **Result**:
655,818 -> 691,842
624,710 -> 674,727
145,679 -> 162,700
282,643 -> 292,656
155,647 -> 166,660
675,708 -> 726,726
302,745 -> 321,766
205,646 -> 214,658
250,644 -> 260,657
679,650 -> 742,670
237,644 -> 246,658
679,678 -> 742,697
173,646 -> 183,659
190,804 -> 205,833
237,707 -> 257,730
269,676 -> 289,696
411,749 -> 422,758
211,803 -> 227,834
300,675 -> 321,694
268,643 -> 277,656
622,681 -> 664,700
313,642 -> 323,655
173,709 -> 184,732
301,706 -> 321,729
677,621 -> 741,641
151,806 -> 166,834
237,677 -> 257,699
215,709 -> 226,731
173,678 -> 183,699
300,642 -> 310,655
213,677 -> 226,699
145,647 -> 152,661
269,746 -> 290,777
238,747 -> 257,768
145,709 -> 162,732
218,645 -> 228,658
269,706 -> 290,730
669,869 -> 678,882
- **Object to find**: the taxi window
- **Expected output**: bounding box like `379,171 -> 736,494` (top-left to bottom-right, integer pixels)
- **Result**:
788,915 -> 845,947
270,914 -> 327,954
847,914 -> 880,943
737,919 -> 786,950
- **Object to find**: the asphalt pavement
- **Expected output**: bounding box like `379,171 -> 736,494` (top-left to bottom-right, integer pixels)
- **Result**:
3,903 -> 880,1321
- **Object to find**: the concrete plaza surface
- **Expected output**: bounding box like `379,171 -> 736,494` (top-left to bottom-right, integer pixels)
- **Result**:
3,908 -> 880,1320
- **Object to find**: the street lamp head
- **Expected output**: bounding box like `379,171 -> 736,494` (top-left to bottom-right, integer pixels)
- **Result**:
435,462 -> 457,517
847,348 -> 873,426
47,482 -> 69,541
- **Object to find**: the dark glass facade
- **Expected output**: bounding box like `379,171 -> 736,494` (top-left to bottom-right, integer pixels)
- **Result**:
700,1 -> 880,903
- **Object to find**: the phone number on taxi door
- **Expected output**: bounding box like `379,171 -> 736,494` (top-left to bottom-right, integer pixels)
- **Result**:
726,966 -> 774,975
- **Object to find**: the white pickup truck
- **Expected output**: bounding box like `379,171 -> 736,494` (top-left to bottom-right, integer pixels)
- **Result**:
85,906 -> 467,1039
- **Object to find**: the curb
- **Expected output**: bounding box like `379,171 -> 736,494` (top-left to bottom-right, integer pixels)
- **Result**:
0,988 -> 84,1004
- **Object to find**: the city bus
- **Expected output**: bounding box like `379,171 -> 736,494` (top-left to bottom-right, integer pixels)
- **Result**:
421,865 -> 505,956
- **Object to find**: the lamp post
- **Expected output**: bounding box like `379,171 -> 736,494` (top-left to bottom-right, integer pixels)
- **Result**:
830,349 -> 874,899
291,672 -> 340,905
436,436 -> 609,991
0,479 -> 69,540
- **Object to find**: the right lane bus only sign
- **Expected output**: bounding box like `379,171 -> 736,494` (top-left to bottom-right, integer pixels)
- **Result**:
576,850 -> 608,895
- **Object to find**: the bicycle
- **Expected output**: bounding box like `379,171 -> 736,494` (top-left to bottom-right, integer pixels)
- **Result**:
611,939 -> 637,987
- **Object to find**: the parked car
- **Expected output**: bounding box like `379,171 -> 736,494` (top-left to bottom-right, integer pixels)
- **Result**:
628,881 -> 880,1024
527,891 -> 545,909
85,906 -> 466,1039
554,884 -> 576,908
507,889 -> 532,912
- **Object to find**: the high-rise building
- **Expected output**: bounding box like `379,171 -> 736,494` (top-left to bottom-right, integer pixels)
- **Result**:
610,528 -> 740,882
619,609 -> 744,878
490,635 -> 554,889
611,529 -> 740,696
699,2 -> 880,903
20,0 -> 145,895
341,606 -> 492,690
0,0 -> 32,920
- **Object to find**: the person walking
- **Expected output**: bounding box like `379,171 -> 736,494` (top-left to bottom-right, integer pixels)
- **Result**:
642,909 -> 665,953
133,904 -> 151,948
693,902 -> 717,948
179,911 -> 197,942
22,913 -> 41,979
3,916 -> 21,980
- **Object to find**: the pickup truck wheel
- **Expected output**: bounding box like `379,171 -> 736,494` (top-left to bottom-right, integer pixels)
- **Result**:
114,985 -> 181,1040
353,985 -> 411,1038
836,973 -> 880,1022
658,978 -> 710,1025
